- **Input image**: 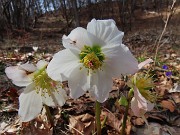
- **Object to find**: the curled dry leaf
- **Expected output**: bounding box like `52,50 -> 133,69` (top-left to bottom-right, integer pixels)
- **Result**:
101,109 -> 122,133
0,122 -> 8,133
169,83 -> 180,93
0,119 -> 20,134
6,87 -> 19,101
21,119 -> 53,135
69,116 -> 84,135
170,93 -> 180,104
160,100 -> 175,112
69,113 -> 94,135
132,117 -> 145,126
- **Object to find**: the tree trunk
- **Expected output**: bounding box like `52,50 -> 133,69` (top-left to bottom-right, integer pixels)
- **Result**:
71,0 -> 80,27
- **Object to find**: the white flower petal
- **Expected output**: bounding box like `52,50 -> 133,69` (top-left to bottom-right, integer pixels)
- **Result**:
68,66 -> 90,99
5,66 -> 32,86
33,46 -> 38,51
41,88 -> 67,107
63,27 -> 92,49
36,60 -> 48,69
138,58 -> 153,69
90,70 -> 113,103
12,80 -> 32,87
19,63 -> 37,72
87,19 -> 124,47
18,83 -> 42,122
62,35 -> 80,51
103,45 -> 138,76
52,88 -> 67,106
41,91 -> 56,107
63,27 -> 105,50
47,49 -> 80,81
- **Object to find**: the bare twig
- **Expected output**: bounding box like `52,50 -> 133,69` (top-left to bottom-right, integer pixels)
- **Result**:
154,0 -> 176,65
67,124 -> 84,135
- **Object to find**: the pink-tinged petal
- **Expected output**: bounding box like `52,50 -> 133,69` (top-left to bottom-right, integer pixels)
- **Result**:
90,70 -> 113,103
131,87 -> 154,117
87,19 -> 124,47
138,58 -> 153,69
147,101 -> 154,111
19,63 -> 37,72
36,60 -> 48,69
131,97 -> 142,117
5,66 -> 32,87
18,83 -> 43,122
68,65 -> 90,99
47,49 -> 80,81
103,45 -> 138,76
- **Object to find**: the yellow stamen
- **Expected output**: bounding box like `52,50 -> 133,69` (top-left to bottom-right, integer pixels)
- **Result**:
33,66 -> 61,96
135,75 -> 155,102
82,52 -> 102,70
79,45 -> 105,70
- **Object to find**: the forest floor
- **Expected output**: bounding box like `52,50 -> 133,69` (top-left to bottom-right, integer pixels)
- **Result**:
0,5 -> 180,135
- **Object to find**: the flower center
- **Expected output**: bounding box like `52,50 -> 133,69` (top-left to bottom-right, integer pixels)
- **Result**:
135,76 -> 155,102
79,45 -> 105,70
33,66 -> 60,96
136,77 -> 153,91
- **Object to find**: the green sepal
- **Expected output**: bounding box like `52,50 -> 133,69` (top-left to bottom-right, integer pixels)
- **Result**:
118,95 -> 128,107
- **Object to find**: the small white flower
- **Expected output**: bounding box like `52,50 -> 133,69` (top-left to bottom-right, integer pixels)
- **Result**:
5,60 -> 67,122
47,19 -> 138,103
14,49 -> 19,53
32,46 -> 38,52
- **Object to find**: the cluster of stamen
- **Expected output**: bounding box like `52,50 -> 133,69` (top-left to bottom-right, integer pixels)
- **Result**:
33,66 -> 59,96
79,45 -> 105,70
135,75 -> 156,102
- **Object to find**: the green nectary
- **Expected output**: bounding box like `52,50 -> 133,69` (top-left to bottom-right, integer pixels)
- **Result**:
79,45 -> 105,70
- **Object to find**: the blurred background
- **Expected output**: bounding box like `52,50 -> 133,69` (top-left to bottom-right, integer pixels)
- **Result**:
0,0 -> 179,54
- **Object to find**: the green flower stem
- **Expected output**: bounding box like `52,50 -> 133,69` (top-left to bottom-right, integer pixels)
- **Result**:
121,100 -> 130,135
95,100 -> 101,135
121,90 -> 133,135
101,115 -> 107,129
45,105 -> 54,127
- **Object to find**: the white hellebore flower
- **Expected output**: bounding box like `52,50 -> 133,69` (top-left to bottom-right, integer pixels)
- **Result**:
5,60 -> 67,122
47,19 -> 138,103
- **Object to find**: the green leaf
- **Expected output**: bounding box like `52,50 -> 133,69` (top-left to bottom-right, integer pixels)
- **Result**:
118,96 -> 128,106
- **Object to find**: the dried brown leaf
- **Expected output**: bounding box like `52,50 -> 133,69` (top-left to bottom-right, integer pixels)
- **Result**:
101,109 -> 122,133
21,120 -> 53,135
132,118 -> 144,126
69,116 -> 84,135
69,113 -> 94,135
160,100 -> 175,112
170,93 -> 180,104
